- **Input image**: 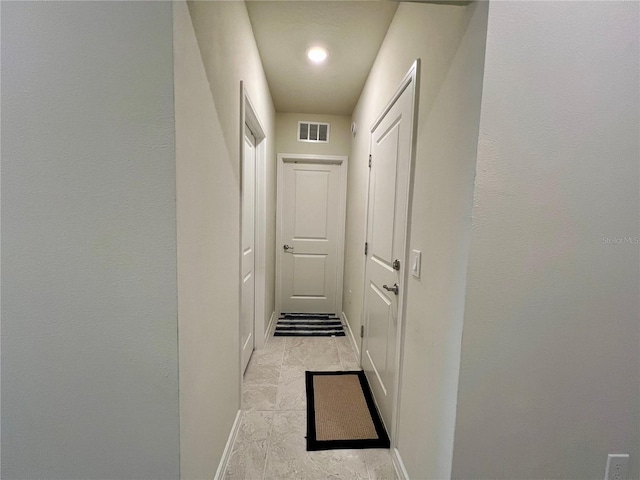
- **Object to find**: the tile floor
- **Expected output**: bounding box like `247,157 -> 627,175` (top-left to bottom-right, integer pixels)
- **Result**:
224,333 -> 398,480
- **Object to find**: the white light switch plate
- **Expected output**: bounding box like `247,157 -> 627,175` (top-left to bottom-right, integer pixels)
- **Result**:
411,250 -> 421,278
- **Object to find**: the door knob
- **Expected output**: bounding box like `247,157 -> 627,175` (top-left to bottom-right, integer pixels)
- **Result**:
382,283 -> 399,295
283,244 -> 294,252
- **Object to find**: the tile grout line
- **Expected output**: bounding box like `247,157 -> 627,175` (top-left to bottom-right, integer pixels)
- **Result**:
261,333 -> 286,480
363,452 -> 374,480
260,411 -> 276,480
274,335 -> 286,410
334,335 -> 346,370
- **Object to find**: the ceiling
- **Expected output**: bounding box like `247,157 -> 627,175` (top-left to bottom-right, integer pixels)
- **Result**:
245,1 -> 399,116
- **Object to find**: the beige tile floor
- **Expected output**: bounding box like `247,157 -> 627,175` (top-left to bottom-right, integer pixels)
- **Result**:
225,333 -> 397,480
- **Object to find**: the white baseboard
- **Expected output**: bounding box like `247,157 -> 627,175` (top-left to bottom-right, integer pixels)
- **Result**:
214,410 -> 242,480
341,311 -> 360,357
264,310 -> 276,344
391,447 -> 409,480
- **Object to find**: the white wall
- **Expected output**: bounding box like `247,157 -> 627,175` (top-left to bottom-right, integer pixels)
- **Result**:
174,2 -> 276,478
1,2 -> 179,478
188,0 -> 277,343
276,113 -> 351,158
452,2 -> 640,479
345,3 -> 488,477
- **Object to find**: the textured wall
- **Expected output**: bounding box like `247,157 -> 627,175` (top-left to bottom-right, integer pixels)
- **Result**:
345,4 -> 488,477
276,113 -> 352,158
452,2 -> 640,479
175,2 -> 276,478
1,2 -> 179,478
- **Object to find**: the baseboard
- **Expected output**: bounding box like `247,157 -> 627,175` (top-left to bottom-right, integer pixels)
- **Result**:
213,410 -> 242,480
264,310 -> 276,344
341,311 -> 360,356
391,447 -> 409,480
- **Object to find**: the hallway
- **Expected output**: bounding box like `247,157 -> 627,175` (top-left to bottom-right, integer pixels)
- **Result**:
228,332 -> 395,479
2,1 -> 639,479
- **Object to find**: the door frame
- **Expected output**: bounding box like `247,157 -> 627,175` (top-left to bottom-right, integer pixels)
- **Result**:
275,153 -> 348,316
360,60 -> 420,450
239,82 -> 267,374
241,124 -> 257,374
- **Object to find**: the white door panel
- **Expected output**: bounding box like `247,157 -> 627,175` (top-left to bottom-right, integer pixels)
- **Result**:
241,124 -> 256,374
366,282 -> 393,391
293,170 -> 330,239
362,74 -> 416,432
292,254 -> 327,296
370,122 -> 400,264
279,161 -> 344,314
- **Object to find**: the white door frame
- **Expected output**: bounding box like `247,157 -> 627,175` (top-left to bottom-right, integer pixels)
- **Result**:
361,60 -> 420,450
275,153 -> 348,316
239,82 -> 267,369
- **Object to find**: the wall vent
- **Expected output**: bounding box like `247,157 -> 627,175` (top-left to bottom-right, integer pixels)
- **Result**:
298,121 -> 330,143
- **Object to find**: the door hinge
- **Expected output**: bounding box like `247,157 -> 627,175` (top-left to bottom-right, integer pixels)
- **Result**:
368,155 -> 372,168
360,325 -> 364,337
364,242 -> 368,255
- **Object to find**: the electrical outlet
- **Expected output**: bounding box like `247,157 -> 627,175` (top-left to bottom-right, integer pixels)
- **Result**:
605,454 -> 629,480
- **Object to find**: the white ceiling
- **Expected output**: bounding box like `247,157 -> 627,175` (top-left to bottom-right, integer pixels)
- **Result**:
246,1 -> 399,115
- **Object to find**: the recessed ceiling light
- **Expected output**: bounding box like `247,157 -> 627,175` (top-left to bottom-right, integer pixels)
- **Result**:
307,46 -> 328,64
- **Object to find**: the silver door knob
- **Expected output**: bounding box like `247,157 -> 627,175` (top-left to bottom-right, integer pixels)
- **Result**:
382,283 -> 399,295
283,244 -> 294,252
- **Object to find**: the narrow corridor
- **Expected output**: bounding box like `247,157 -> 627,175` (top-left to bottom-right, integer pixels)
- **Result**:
225,332 -> 396,479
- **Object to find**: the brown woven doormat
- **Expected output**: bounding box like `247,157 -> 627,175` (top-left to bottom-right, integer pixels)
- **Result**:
305,370 -> 390,451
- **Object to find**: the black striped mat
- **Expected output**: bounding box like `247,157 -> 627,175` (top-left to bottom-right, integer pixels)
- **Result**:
275,313 -> 345,337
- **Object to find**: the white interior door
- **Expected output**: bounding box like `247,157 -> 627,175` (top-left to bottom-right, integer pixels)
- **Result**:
362,73 -> 417,431
241,124 -> 256,374
278,159 -> 344,314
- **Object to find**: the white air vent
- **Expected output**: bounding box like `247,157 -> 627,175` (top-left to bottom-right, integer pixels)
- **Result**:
298,121 -> 330,143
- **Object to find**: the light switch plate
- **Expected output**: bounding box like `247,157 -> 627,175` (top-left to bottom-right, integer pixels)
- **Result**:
411,250 -> 422,278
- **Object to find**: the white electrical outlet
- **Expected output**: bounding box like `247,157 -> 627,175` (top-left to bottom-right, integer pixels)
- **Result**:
605,454 -> 629,480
